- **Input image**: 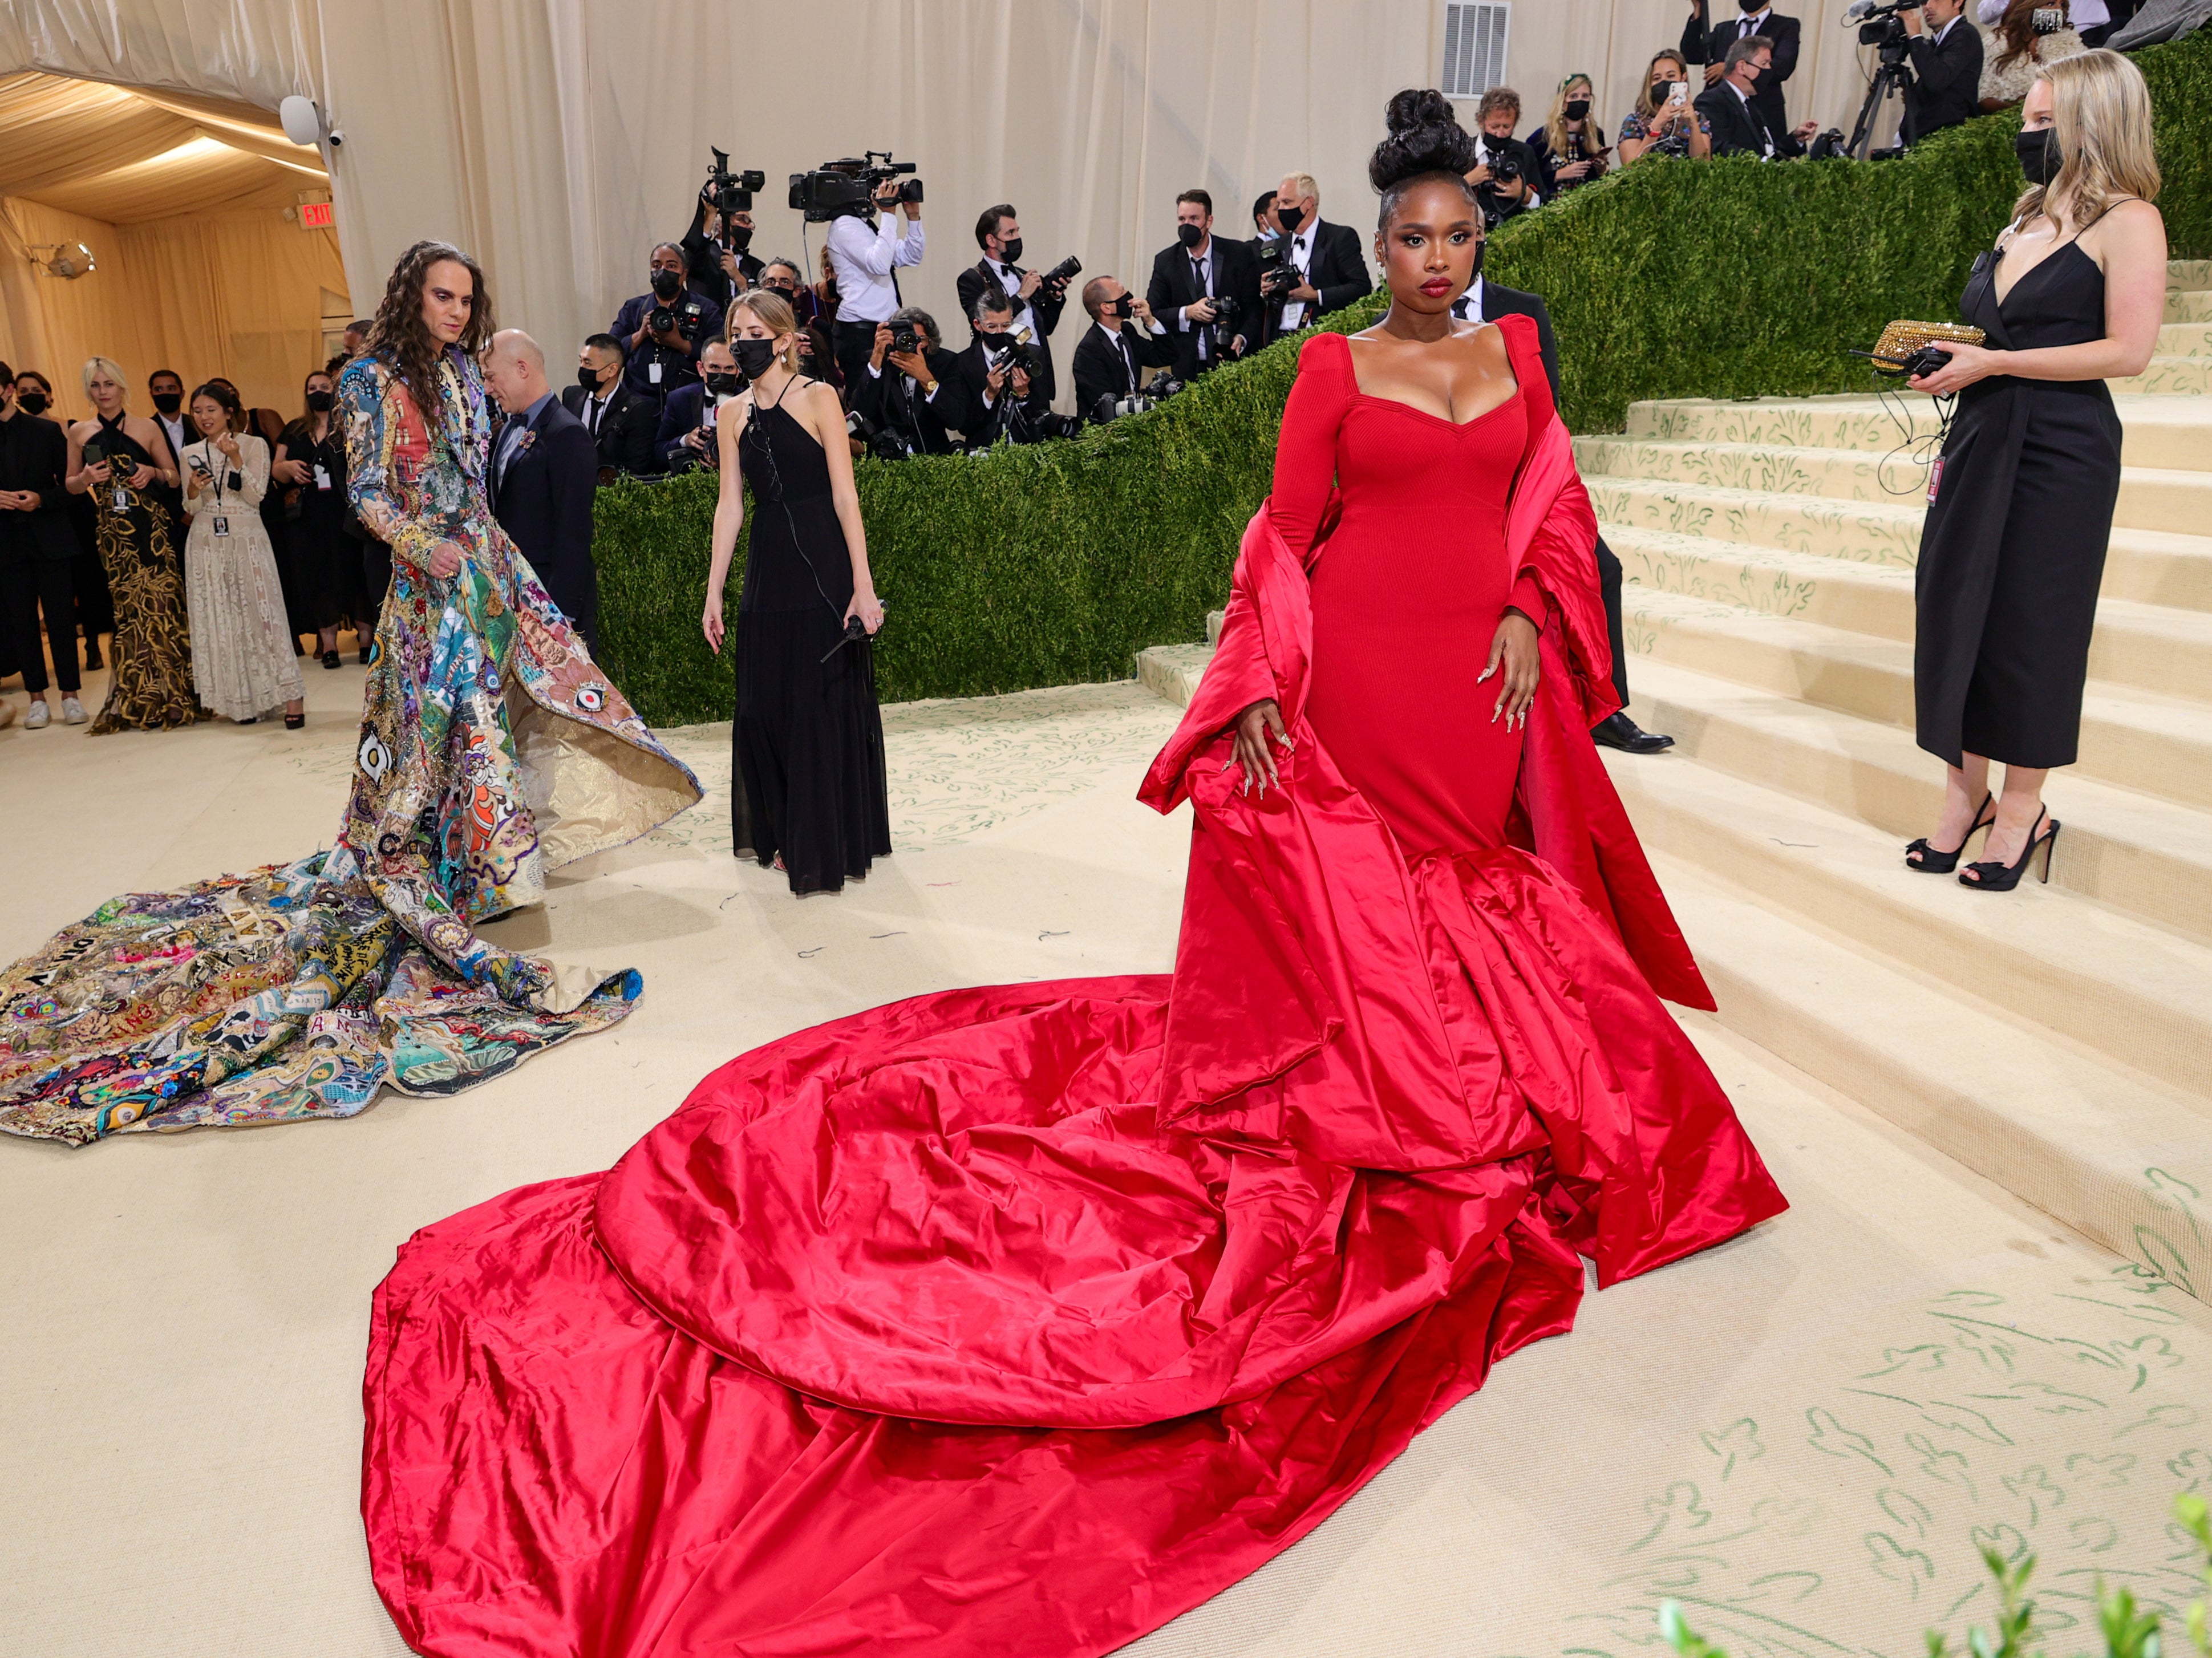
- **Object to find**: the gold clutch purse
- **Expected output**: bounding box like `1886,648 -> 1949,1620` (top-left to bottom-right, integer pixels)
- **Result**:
1866,320 -> 1987,377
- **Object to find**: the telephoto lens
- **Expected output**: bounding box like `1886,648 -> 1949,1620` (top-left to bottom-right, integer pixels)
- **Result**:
1039,254 -> 1083,289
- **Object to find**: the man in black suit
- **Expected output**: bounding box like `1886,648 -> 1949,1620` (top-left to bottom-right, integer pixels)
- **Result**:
955,288 -> 1056,445
655,339 -> 743,475
1901,0 -> 1984,144
1263,172 -> 1371,343
483,331 -> 600,652
1698,37 -> 1822,157
853,307 -> 972,456
563,334 -> 658,477
1145,188 -> 1261,383
1071,277 -> 1179,421
1682,0 -> 1802,136
1448,264 -> 1674,755
954,205 -> 1071,406
0,362 -> 85,727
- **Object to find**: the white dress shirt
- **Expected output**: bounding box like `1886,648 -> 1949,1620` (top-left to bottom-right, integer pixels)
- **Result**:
1731,5 -> 1773,38
155,411 -> 189,468
1450,274 -> 1489,321
1277,225 -> 1318,330
827,210 -> 927,326
580,387 -> 614,435
1178,240 -> 1216,362
983,256 -> 1040,342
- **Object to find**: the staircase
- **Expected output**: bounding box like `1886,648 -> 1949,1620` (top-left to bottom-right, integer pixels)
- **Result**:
1570,256 -> 2212,1302
1137,260 -> 2212,1304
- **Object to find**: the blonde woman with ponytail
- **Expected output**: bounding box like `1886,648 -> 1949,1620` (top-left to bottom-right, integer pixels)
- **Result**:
1905,49 -> 2166,893
700,286 -> 890,894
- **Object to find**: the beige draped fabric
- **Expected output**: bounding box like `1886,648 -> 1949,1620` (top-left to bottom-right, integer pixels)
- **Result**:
3,0 -> 1893,418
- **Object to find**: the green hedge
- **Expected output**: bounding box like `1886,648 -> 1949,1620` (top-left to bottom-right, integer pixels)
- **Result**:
598,30 -> 2212,727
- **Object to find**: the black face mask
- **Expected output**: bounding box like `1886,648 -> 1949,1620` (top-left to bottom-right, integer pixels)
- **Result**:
1176,222 -> 1205,250
305,388 -> 335,412
998,237 -> 1024,265
18,391 -> 48,415
577,364 -> 603,392
2015,127 -> 2062,185
651,269 -> 683,299
1565,99 -> 1591,121
732,338 -> 780,379
152,391 -> 182,415
703,370 -> 743,398
1739,0 -> 1763,10
724,225 -> 752,254
1277,204 -> 1304,234
1110,294 -> 1135,318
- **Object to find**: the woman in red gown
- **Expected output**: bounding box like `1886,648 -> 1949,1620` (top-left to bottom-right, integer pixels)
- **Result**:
360,94 -> 1784,1658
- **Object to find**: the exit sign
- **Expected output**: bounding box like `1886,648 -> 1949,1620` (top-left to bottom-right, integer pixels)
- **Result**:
299,200 -> 334,229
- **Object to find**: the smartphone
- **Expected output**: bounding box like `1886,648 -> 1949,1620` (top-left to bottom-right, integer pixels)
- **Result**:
1670,80 -> 1689,106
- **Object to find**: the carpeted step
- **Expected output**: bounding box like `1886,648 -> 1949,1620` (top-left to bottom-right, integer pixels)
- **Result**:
1622,655 -> 2212,944
2170,290 -> 2212,324
1605,526 -> 1915,642
1621,584 -> 2212,808
1134,643 -> 1209,709
1641,848 -> 2212,1303
1606,744 -> 2212,1102
2171,258 -> 2212,291
2114,356 -> 2212,395
1589,475 -> 1926,565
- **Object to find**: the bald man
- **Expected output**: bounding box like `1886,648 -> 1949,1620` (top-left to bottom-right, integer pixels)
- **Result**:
484,329 -> 601,651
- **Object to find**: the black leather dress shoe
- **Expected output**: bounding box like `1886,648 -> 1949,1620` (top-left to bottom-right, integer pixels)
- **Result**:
1591,711 -> 1675,754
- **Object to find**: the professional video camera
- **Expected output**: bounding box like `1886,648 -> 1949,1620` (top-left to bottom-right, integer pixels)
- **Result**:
704,147 -> 766,218
789,151 -> 923,223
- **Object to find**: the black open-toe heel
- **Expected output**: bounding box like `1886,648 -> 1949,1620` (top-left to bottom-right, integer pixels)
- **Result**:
284,711 -> 306,730
1906,791 -> 1995,874
1960,807 -> 2058,893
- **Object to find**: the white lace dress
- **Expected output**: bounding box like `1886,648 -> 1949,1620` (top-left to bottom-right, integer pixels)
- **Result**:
181,432 -> 305,721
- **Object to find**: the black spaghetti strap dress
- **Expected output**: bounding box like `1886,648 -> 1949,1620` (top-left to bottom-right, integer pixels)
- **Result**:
732,389 -> 891,893
1914,233 -> 2124,769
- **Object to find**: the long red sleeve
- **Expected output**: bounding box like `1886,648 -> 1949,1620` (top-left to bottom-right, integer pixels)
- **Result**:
1267,334 -> 1352,565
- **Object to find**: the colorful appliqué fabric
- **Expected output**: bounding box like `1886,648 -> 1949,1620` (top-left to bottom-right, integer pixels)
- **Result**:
0,348 -> 700,1146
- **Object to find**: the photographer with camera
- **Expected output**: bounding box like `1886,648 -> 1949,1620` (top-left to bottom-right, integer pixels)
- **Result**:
683,150 -> 769,310
1698,37 -> 1824,155
853,306 -> 969,457
826,171 -> 926,400
1260,173 -> 1371,342
1467,90 -> 1541,228
1145,189 -> 1261,383
654,338 -> 743,475
612,243 -> 722,405
955,288 -> 1061,447
564,334 -> 660,476
1899,0 -> 1986,139
1071,276 -> 1177,421
954,205 -> 1072,406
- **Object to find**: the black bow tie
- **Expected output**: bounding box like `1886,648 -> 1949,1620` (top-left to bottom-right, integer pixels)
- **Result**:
1451,297 -> 1474,320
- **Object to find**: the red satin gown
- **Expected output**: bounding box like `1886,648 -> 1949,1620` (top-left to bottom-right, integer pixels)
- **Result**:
362,317 -> 1785,1658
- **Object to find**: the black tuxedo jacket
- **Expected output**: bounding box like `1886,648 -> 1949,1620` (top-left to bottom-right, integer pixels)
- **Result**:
653,381 -> 720,473
1902,19 -> 1985,143
1683,6 -> 1801,134
853,346 -> 974,454
1265,218 -> 1372,342
560,382 -> 658,476
1476,281 -> 1562,401
954,257 -> 1068,402
1071,320 -> 1179,419
0,412 -> 79,565
954,337 -> 1052,444
1696,81 -> 1804,157
1144,236 -> 1263,380
491,399 -> 599,649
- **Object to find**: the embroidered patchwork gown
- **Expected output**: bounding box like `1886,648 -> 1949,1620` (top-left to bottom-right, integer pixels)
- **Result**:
0,348 -> 700,1145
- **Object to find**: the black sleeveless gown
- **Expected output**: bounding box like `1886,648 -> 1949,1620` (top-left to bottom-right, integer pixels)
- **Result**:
732,390 -> 892,893
84,414 -> 204,733
1915,237 -> 2122,769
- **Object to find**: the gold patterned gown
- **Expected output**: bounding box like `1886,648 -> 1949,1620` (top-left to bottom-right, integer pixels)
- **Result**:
0,352 -> 700,1144
83,414 -> 204,733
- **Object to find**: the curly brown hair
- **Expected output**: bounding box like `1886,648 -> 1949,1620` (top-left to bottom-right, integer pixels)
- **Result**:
364,239 -> 495,410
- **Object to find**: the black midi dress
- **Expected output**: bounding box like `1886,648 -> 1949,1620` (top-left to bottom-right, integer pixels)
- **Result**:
731,388 -> 892,893
1915,232 -> 2124,769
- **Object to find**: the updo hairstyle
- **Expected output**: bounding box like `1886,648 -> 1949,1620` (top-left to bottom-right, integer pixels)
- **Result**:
1369,88 -> 1484,228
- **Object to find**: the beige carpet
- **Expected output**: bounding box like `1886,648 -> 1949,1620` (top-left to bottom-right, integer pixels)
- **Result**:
1,668 -> 2205,1658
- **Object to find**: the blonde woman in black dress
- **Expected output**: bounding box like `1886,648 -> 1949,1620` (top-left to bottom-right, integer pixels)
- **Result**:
63,356 -> 204,732
1905,50 -> 2166,891
699,289 -> 890,894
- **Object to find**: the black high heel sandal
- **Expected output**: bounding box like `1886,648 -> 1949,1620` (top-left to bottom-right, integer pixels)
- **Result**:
283,710 -> 306,730
1906,791 -> 1995,874
1960,806 -> 2059,893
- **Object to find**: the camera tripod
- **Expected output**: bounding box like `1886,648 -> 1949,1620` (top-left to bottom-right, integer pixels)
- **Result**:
1845,48 -> 1915,159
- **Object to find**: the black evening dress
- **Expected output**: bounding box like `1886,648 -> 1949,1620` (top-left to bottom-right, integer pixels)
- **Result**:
1915,230 -> 2122,769
731,386 -> 891,893
278,416 -> 352,637
84,415 -> 205,733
